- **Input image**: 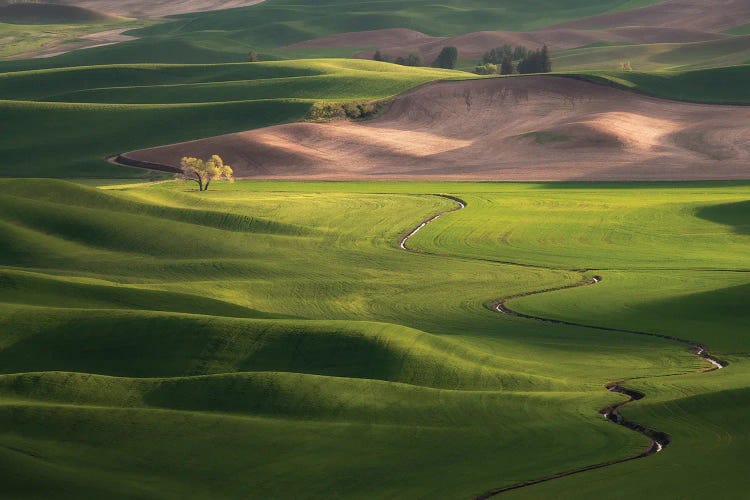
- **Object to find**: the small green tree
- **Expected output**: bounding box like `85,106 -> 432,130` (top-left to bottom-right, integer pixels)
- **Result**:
433,46 -> 458,69
540,44 -> 552,73
474,63 -> 498,75
405,52 -> 424,67
180,155 -> 234,191
248,50 -> 258,62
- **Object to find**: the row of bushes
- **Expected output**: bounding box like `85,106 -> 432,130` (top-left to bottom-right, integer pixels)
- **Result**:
306,101 -> 383,121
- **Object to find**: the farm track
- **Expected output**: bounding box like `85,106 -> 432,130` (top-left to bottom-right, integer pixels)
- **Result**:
398,194 -> 726,498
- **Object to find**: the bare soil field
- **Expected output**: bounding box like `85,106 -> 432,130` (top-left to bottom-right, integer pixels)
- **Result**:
122,76 -> 750,181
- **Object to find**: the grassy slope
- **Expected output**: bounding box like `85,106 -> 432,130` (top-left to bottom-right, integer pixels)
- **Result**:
727,23 -> 750,35
554,35 -> 750,72
0,2 -> 747,494
0,18 -> 147,60
0,4 -> 112,24
0,59 -> 472,178
0,179 -> 748,497
563,64 -> 750,104
402,181 -> 750,497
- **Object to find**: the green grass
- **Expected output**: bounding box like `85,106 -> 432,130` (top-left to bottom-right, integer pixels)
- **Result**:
727,23 -> 750,35
554,35 -> 750,72
0,18 -> 148,60
565,64 -> 750,104
0,3 -> 748,496
521,130 -> 571,145
0,179 -> 748,497
0,59 -> 473,178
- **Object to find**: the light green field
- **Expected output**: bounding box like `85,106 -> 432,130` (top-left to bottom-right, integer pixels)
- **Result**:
0,179 -> 748,497
0,59 -> 474,178
0,18 -> 148,60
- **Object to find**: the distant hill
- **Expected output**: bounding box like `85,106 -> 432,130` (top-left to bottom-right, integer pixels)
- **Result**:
45,0 -> 266,18
0,2 -> 113,24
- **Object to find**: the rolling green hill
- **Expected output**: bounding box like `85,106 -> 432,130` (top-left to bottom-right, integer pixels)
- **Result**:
555,35 -> 750,72
568,64 -> 750,104
1,2 -> 749,496
133,0 -> 664,45
0,3 -> 114,24
0,59 -> 473,178
0,0 -> 665,70
0,179 -> 748,497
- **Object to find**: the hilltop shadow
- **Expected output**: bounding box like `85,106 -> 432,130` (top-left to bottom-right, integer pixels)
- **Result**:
695,201 -> 750,235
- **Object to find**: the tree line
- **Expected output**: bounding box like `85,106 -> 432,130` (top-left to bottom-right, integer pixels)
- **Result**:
374,46 -> 459,69
475,44 -> 551,75
371,43 -> 551,75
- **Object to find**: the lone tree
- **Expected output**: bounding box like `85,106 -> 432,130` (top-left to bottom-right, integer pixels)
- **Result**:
179,155 -> 234,191
248,50 -> 258,62
433,46 -> 458,69
474,63 -> 498,75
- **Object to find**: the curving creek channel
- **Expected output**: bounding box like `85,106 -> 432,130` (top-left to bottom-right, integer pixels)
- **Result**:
397,195 -> 726,498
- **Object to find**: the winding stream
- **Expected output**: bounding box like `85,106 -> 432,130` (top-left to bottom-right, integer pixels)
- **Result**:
398,194 -> 726,498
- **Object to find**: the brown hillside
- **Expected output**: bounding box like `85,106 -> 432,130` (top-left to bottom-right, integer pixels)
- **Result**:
122,77 -> 750,181
550,0 -> 750,33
